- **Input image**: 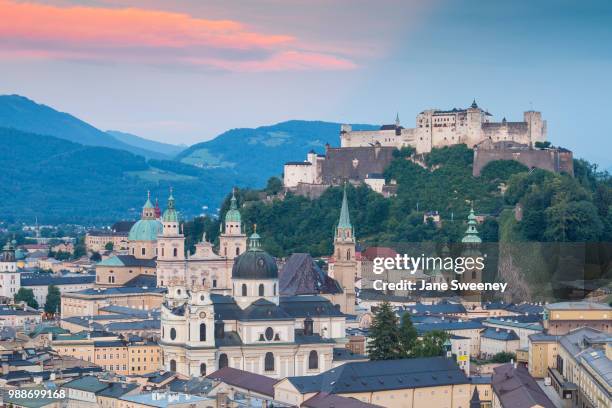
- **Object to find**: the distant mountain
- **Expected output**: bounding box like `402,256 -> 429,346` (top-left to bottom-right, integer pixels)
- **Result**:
0,95 -> 166,159
107,130 -> 185,158
178,120 -> 379,186
0,127 -> 242,224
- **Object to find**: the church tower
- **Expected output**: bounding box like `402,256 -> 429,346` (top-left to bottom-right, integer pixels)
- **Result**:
0,240 -> 20,299
331,186 -> 356,315
219,190 -> 247,260
156,190 -> 186,287
460,206 -> 483,304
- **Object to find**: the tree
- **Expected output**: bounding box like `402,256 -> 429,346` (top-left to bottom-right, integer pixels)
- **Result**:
490,352 -> 515,363
398,313 -> 418,357
90,252 -> 102,262
265,177 -> 283,196
367,302 -> 403,360
413,330 -> 449,358
44,285 -> 61,314
15,288 -> 39,309
72,236 -> 86,259
104,242 -> 114,251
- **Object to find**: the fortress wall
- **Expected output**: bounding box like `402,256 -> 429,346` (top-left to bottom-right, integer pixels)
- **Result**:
473,148 -> 574,176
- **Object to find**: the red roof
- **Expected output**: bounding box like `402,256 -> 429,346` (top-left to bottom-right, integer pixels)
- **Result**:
361,247 -> 398,261
207,367 -> 277,397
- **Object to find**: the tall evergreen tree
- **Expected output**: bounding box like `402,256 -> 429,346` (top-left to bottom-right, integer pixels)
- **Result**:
367,302 -> 403,360
44,285 -> 61,314
399,313 -> 418,357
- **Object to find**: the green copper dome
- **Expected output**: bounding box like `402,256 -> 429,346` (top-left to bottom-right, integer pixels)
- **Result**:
461,207 -> 482,244
162,191 -> 179,222
128,219 -> 163,241
225,191 -> 241,223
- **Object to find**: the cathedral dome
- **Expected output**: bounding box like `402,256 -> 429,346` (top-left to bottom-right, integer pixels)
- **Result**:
128,219 -> 163,241
232,232 -> 277,280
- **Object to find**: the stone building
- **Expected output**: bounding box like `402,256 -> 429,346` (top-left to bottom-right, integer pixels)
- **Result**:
85,221 -> 134,253
473,140 -> 574,176
159,193 -> 357,378
543,301 -> 611,335
0,240 -> 20,300
340,101 -> 546,154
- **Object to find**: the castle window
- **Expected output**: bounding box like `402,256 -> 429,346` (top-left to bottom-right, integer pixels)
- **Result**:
242,284 -> 247,296
259,284 -> 264,296
170,328 -> 176,340
265,327 -> 274,341
170,359 -> 176,372
200,363 -> 206,376
200,323 -> 206,341
264,352 -> 274,372
219,353 -> 228,369
309,351 -> 318,370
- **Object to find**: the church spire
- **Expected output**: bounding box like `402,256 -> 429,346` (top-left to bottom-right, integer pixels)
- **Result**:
338,184 -> 352,230
470,99 -> 478,109
462,205 -> 481,244
395,112 -> 400,126
162,187 -> 178,222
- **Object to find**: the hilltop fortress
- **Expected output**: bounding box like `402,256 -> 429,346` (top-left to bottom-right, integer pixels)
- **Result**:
339,100 -> 546,153
284,101 -> 572,195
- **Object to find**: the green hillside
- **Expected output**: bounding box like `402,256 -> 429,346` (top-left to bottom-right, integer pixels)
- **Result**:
107,130 -> 185,158
177,120 -> 379,186
0,127 -> 240,224
0,95 -> 166,159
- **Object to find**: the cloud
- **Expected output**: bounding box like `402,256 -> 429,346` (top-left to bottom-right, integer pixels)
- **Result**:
0,0 -> 356,71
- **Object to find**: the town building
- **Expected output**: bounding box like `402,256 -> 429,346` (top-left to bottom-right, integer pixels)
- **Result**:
479,328 -> 520,359
491,363 -> 555,408
85,221 -> 135,253
20,274 -> 95,307
543,301 -> 611,335
0,240 -> 20,301
61,286 -> 165,318
274,356 -> 472,408
483,318 -> 543,349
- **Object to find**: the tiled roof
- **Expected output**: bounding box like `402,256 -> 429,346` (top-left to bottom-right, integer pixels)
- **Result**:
207,367 -> 278,397
21,274 -> 95,287
288,357 -> 468,394
62,375 -> 109,393
279,253 -> 342,296
491,364 -> 555,408
481,328 -> 519,341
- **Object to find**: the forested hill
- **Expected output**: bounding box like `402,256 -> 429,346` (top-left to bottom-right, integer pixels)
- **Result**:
0,127 -> 244,224
186,145 -> 612,258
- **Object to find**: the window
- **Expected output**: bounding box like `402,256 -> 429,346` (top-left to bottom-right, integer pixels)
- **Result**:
346,249 -> 351,260
235,247 -> 240,256
259,284 -> 264,296
141,247 -> 146,256
242,284 -> 247,296
170,328 -> 176,340
309,350 -> 318,369
200,323 -> 206,341
173,248 -> 178,257
264,352 -> 274,372
219,353 -> 228,369
200,363 -> 206,376
304,318 -> 314,336
170,359 -> 176,372
161,248 -> 164,257
212,279 -> 217,288
273,283 -> 276,296
265,327 -> 274,341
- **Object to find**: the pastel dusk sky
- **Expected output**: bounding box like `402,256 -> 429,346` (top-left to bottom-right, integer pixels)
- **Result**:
0,0 -> 611,167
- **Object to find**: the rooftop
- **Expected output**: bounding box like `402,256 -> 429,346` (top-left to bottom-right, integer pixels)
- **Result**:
121,392 -> 209,407
207,367 -> 278,397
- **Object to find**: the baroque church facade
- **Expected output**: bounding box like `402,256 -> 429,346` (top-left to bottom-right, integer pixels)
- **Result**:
159,193 -> 355,378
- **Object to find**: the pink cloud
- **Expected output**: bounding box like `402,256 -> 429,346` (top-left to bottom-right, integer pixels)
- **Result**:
0,0 -> 356,71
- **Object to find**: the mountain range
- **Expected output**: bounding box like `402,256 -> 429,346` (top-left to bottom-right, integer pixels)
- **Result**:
0,94 -> 377,224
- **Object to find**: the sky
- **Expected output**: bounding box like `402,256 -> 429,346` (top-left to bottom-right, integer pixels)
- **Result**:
0,0 -> 611,167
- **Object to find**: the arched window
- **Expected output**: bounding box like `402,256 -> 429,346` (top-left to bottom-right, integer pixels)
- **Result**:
346,249 -> 351,260
199,323 -> 206,341
170,328 -> 176,340
235,247 -> 240,256
259,284 -> 264,296
200,363 -> 206,376
308,350 -> 318,370
219,353 -> 228,369
264,352 -> 274,372
173,248 -> 178,257
170,359 -> 176,372
108,276 -> 113,283
242,284 -> 247,296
